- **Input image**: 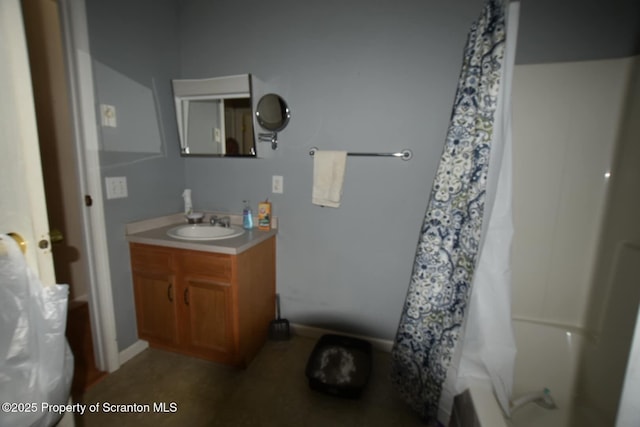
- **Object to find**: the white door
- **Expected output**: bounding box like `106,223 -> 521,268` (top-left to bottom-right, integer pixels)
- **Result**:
1,0 -> 119,376
0,0 -> 56,279
1,3 -> 75,425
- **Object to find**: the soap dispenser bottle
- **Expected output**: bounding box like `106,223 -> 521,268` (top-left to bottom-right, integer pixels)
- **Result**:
242,200 -> 253,229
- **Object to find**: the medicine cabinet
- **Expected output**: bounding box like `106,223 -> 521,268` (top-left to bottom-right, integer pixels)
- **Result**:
171,74 -> 257,157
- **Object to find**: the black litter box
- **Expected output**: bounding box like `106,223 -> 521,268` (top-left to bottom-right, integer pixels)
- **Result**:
305,334 -> 372,398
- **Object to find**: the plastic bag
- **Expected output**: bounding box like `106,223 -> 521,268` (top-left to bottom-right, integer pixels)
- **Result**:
0,235 -> 74,427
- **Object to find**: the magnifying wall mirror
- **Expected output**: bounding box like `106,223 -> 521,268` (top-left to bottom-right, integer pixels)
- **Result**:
172,74 -> 257,157
256,94 -> 291,150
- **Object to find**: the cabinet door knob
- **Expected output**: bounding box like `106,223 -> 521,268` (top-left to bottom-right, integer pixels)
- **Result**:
167,283 -> 173,302
184,288 -> 190,305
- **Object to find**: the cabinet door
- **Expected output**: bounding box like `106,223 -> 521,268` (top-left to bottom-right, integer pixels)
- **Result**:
130,244 -> 179,347
132,271 -> 179,346
182,277 -> 233,358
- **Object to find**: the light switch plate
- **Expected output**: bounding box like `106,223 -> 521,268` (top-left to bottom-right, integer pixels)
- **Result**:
105,176 -> 128,199
272,175 -> 283,194
100,104 -> 117,127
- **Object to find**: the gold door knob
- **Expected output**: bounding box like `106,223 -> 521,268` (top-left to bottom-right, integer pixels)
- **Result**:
7,232 -> 27,254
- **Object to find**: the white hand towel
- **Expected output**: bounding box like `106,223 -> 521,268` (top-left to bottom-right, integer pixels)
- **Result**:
312,151 -> 347,208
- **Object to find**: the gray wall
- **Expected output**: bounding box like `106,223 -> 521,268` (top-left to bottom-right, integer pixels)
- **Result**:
516,0 -> 640,64
86,0 -> 184,349
85,0 -> 640,350
180,0 -> 481,339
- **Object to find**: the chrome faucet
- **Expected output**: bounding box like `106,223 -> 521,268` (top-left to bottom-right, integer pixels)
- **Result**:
209,215 -> 231,228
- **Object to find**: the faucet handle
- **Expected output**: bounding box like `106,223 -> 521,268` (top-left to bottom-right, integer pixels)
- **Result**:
219,216 -> 231,228
209,215 -> 219,225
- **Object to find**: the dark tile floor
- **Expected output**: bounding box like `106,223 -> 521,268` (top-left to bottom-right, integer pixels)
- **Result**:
74,335 -> 426,426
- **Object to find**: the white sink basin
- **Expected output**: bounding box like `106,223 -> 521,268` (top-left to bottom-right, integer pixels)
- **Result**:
166,224 -> 245,241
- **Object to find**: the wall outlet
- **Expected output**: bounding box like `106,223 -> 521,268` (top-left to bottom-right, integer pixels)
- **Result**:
105,176 -> 128,199
272,175 -> 283,194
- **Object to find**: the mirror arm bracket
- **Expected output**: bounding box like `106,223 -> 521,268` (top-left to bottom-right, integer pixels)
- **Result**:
259,132 -> 278,150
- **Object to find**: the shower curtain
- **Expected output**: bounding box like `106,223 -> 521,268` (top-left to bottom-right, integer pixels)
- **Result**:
391,0 -> 519,424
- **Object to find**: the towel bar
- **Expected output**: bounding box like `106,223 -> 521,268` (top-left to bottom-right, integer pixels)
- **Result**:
309,147 -> 412,161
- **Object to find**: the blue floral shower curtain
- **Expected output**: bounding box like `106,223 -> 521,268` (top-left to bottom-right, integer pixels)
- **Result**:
391,0 -> 507,422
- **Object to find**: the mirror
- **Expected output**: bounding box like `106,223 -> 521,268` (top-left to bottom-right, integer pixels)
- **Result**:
256,94 -> 291,151
172,74 -> 256,156
256,94 -> 291,131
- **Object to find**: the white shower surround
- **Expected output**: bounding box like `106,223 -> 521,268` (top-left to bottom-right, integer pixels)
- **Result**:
455,53 -> 639,427
455,319 -> 596,427
510,58 -> 630,330
508,320 -> 591,426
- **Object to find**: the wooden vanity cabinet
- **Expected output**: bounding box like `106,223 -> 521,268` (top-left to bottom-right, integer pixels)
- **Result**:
129,236 -> 275,367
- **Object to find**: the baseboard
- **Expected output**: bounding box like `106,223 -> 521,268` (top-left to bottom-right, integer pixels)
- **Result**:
119,339 -> 149,365
290,323 -> 394,353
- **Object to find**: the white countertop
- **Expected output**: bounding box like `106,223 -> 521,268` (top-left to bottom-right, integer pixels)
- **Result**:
125,213 -> 277,255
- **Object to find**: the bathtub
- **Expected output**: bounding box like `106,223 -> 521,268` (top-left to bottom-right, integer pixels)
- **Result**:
452,319 -> 613,427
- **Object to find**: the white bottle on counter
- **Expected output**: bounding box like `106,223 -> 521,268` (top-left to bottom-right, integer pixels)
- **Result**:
182,189 -> 193,215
